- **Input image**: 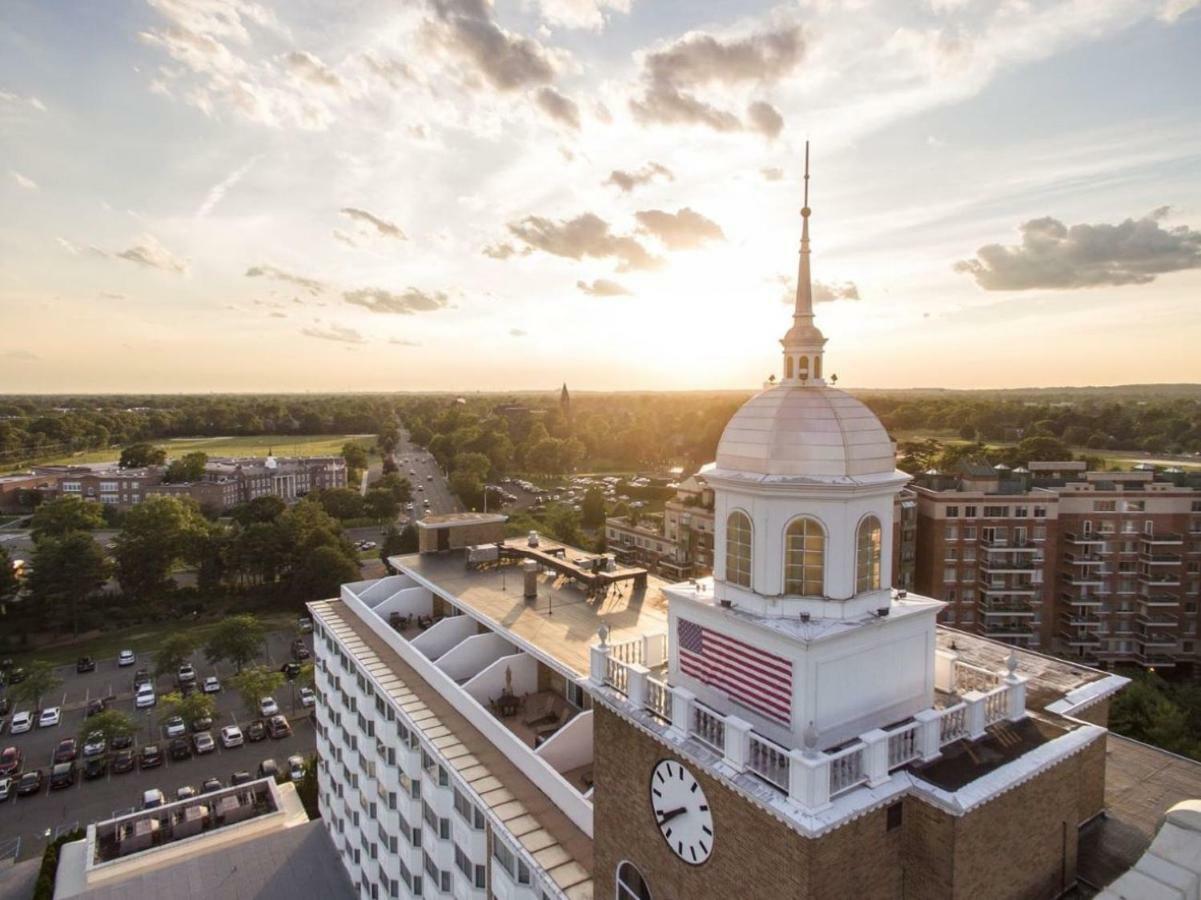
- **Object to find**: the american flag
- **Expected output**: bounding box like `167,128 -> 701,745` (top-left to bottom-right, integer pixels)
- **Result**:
677,618 -> 792,726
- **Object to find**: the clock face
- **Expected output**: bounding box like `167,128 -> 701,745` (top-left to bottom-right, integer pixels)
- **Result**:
650,759 -> 714,865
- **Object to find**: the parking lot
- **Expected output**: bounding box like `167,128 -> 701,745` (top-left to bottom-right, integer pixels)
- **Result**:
0,627 -> 317,861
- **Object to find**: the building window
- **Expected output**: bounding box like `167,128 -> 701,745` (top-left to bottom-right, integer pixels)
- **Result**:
725,511 -> 752,588
616,862 -> 652,900
856,516 -> 882,593
783,516 -> 824,596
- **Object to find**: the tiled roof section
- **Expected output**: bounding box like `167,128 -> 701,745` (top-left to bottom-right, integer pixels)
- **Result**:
309,599 -> 593,899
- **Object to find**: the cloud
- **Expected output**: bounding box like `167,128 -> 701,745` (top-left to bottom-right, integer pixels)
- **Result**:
343,287 -> 449,314
535,86 -> 580,128
99,291 -> 127,300
9,170 -> 37,190
245,264 -> 325,294
761,166 -> 784,181
605,162 -> 674,192
195,154 -> 261,218
302,323 -> 365,343
530,0 -> 630,30
0,91 -> 46,111
3,349 -> 39,361
630,24 -> 804,133
340,207 -> 406,239
508,212 -> 661,271
482,242 -> 520,259
634,207 -> 725,249
362,53 -> 412,87
577,278 -> 630,296
117,234 -> 188,274
954,210 -> 1201,290
509,328 -> 527,337
389,337 -> 421,346
333,229 -> 358,247
778,277 -> 861,304
427,0 -> 556,91
285,51 -> 342,90
746,100 -> 783,139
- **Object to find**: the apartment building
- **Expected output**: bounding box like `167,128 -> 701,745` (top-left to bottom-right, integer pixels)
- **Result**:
912,461 -> 1201,672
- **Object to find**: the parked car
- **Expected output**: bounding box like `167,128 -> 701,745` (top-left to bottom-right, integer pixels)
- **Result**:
82,732 -> 106,758
38,707 -> 62,728
267,715 -> 292,739
297,617 -> 313,633
168,738 -> 192,761
193,732 -> 215,754
258,758 -> 279,779
287,755 -> 306,782
83,756 -> 107,780
135,687 -> 156,709
16,770 -> 43,797
49,762 -> 76,790
52,738 -> 77,763
110,733 -> 133,751
85,698 -> 110,717
299,687 -> 316,708
142,788 -> 165,809
163,716 -> 186,738
0,746 -> 20,777
245,720 -> 267,742
202,676 -> 221,694
118,649 -> 135,667
259,697 -> 279,717
133,668 -> 152,688
110,750 -> 135,774
8,712 -> 32,735
176,785 -> 198,800
0,776 -> 11,801
230,770 -> 253,786
201,777 -> 224,793
177,663 -> 196,685
291,641 -> 310,661
191,715 -> 213,733
280,663 -> 300,680
219,725 -> 243,748
139,745 -> 163,769
75,656 -> 96,673
5,667 -> 26,684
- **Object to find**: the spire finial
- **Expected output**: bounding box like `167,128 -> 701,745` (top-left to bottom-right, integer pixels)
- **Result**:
802,139 -> 810,217
779,140 -> 827,386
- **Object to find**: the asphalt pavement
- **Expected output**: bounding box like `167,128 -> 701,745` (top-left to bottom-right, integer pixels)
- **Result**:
0,628 -> 316,862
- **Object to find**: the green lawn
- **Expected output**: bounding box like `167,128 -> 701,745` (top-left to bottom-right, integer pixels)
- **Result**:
892,431 -> 1201,471
33,434 -> 373,466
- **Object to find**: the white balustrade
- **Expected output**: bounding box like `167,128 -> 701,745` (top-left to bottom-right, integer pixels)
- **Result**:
748,733 -> 790,792
691,702 -> 726,753
954,661 -> 1000,694
645,678 -> 671,722
827,744 -> 867,797
886,722 -> 920,768
984,686 -> 1008,725
939,703 -> 968,745
605,656 -> 629,696
609,638 -> 644,666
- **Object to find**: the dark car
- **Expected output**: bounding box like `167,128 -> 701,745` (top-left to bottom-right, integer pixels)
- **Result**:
230,770 -> 253,786
49,762 -> 76,790
53,739 -> 78,764
110,750 -> 135,774
168,738 -> 192,761
76,656 -> 96,673
258,758 -> 279,779
6,667 -> 26,685
280,662 -> 300,680
0,746 -> 20,777
191,715 -> 213,733
0,696 -> 9,717
16,770 -> 43,796
139,745 -> 163,769
110,733 -> 133,750
291,641 -> 310,661
85,697 -> 110,717
83,756 -> 108,780
201,777 -> 224,793
133,669 -> 152,688
266,715 -> 292,739
245,720 -> 267,742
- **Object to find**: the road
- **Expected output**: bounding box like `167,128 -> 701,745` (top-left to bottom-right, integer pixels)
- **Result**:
393,427 -> 460,519
0,628 -> 316,862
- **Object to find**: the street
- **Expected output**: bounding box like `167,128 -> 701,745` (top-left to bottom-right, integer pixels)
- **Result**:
0,627 -> 316,862
393,427 -> 461,518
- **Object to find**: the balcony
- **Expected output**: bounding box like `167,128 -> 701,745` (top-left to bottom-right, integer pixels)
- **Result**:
1063,553 -> 1105,566
1139,552 -> 1183,565
1060,611 -> 1101,627
1137,633 -> 1178,650
1062,572 -> 1105,587
1064,532 -> 1106,545
1138,594 -> 1180,611
980,539 -> 1039,553
981,623 -> 1037,639
978,603 -> 1035,617
978,581 -> 1039,596
1139,574 -> 1182,588
1058,630 -> 1101,648
1065,595 -> 1104,607
1135,613 -> 1178,629
1142,532 -> 1184,545
1136,654 -> 1177,669
980,561 -> 1041,575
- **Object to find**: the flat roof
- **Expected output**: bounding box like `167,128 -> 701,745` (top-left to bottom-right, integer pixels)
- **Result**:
395,542 -> 670,677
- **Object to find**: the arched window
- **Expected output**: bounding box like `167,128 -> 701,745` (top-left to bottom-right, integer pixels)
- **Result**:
814,355 -> 822,379
798,355 -> 809,378
616,862 -> 652,900
857,515 -> 882,593
726,511 -> 752,588
783,517 -> 824,596
785,356 -> 794,379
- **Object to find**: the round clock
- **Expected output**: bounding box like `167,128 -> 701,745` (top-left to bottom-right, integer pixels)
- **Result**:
649,759 -> 714,865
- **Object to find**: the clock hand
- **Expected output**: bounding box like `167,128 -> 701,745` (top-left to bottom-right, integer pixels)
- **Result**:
657,806 -> 686,824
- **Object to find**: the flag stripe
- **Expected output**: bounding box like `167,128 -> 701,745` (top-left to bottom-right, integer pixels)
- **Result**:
680,654 -> 791,720
680,647 -> 792,707
677,618 -> 793,726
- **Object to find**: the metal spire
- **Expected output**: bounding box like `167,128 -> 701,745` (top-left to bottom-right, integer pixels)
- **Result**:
794,140 -> 813,321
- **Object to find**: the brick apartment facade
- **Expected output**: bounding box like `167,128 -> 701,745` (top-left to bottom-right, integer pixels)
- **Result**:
913,461 -> 1201,673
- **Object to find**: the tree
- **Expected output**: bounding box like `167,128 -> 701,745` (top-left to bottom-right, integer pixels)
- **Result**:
315,488 -> 365,520
1015,435 -> 1071,462
158,691 -> 216,727
581,486 -> 606,528
204,614 -> 266,673
373,473 -> 412,503
163,451 -> 208,483
27,532 -> 111,636
450,470 -> 484,509
81,709 -> 136,745
292,544 -> 360,600
0,545 -> 21,607
230,495 -> 286,526
229,665 -> 285,717
342,441 -> 369,471
30,497 -> 105,542
114,496 -> 209,597
154,632 -> 197,679
7,660 -> 61,710
120,442 -> 166,468
364,488 -> 400,522
957,424 -> 977,441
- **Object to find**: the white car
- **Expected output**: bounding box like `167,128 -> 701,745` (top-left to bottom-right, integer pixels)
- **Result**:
299,687 -> 316,708
135,687 -> 156,709
0,776 -> 11,801
83,731 -> 106,757
287,755 -> 306,782
202,676 -> 221,694
8,712 -> 32,735
163,716 -> 186,738
259,697 -> 279,717
193,732 -> 215,754
220,725 -> 244,748
143,788 -> 165,809
118,649 -> 135,667
38,707 -> 61,728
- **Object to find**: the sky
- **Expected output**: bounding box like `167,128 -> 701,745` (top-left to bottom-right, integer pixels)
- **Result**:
1,0 -> 1200,394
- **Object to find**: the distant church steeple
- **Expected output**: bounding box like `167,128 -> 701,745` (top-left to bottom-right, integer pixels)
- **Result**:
780,141 -> 827,387
560,383 -> 571,418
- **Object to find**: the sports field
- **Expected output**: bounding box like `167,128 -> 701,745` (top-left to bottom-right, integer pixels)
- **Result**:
34,434 -> 373,466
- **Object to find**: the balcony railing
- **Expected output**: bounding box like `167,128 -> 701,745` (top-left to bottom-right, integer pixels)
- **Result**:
1135,614 -> 1177,628
1064,532 -> 1106,544
1142,532 -> 1184,545
1140,553 -> 1183,565
1139,574 -> 1182,587
980,539 -> 1039,552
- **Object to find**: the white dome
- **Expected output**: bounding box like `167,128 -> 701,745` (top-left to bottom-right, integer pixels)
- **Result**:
715,386 -> 897,480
